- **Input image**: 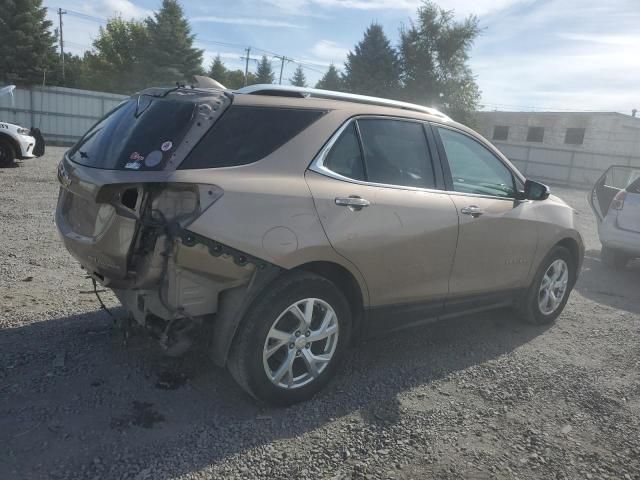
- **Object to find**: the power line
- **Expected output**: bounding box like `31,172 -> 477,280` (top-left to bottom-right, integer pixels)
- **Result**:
53,6 -> 333,80
64,9 -> 107,24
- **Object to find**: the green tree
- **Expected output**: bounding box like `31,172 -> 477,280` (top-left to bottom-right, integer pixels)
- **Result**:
399,1 -> 481,123
0,0 -> 57,85
82,17 -> 150,93
315,64 -> 343,91
255,55 -> 275,84
289,65 -> 307,87
145,0 -> 203,85
208,54 -> 228,84
343,23 -> 400,97
223,70 -> 256,89
49,53 -> 88,89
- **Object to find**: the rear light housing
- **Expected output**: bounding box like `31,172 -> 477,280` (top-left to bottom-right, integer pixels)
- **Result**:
610,190 -> 626,211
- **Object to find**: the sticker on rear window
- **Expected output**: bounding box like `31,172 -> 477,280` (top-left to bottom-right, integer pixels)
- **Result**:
161,141 -> 173,152
129,151 -> 144,161
145,150 -> 163,167
124,161 -> 142,170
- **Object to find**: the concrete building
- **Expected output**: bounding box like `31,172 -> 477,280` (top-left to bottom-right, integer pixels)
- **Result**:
475,111 -> 640,188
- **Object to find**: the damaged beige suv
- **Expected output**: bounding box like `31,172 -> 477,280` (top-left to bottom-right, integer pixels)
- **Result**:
56,84 -> 583,405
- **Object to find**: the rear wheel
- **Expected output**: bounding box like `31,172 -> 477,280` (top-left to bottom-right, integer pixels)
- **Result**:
518,246 -> 575,324
601,246 -> 629,270
0,139 -> 15,167
227,271 -> 351,406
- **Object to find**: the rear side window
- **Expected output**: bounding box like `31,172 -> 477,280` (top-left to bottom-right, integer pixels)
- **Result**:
323,123 -> 365,180
180,106 -> 326,169
357,119 -> 435,189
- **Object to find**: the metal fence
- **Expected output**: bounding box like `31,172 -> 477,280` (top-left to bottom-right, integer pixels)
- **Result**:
0,85 -> 126,145
2,86 -> 638,188
494,141 -> 640,189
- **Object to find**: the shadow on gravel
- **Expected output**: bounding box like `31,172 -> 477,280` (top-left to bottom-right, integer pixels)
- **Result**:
575,249 -> 640,314
0,306 -> 550,478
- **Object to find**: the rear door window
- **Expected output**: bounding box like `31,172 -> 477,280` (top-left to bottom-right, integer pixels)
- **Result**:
179,106 -> 326,169
356,118 -> 435,188
68,97 -> 196,170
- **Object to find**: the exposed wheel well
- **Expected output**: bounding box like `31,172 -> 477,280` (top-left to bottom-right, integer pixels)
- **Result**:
555,237 -> 580,285
295,261 -> 364,335
0,133 -> 19,156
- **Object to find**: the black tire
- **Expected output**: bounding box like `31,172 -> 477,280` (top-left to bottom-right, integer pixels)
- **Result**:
518,246 -> 576,325
227,270 -> 352,406
0,138 -> 16,167
601,246 -> 629,270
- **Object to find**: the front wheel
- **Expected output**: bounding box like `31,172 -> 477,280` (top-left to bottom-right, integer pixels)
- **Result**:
227,271 -> 352,406
518,246 -> 575,325
0,139 -> 15,167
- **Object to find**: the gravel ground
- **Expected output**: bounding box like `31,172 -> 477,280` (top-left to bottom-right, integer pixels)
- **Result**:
1,148 -> 639,480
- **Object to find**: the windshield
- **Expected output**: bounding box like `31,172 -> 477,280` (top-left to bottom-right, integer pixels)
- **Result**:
68,97 -> 195,170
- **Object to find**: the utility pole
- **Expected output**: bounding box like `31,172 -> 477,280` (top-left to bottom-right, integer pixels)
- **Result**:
278,55 -> 289,85
57,8 -> 67,84
244,47 -> 251,86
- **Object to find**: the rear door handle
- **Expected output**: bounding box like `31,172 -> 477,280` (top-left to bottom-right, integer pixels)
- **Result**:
335,196 -> 370,211
460,205 -> 484,217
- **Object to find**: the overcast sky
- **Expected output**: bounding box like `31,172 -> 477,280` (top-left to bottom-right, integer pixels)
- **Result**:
43,0 -> 640,114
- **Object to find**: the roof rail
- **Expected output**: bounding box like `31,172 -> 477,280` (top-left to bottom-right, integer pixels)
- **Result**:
235,84 -> 451,121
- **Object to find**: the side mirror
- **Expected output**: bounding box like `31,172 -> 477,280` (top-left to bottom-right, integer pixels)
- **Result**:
524,179 -> 550,201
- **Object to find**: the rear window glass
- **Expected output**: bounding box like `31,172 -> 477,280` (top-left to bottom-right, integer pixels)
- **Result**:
68,97 -> 196,170
179,106 -> 326,169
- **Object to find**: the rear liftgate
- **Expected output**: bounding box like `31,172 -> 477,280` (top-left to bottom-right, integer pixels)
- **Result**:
56,90 -> 278,356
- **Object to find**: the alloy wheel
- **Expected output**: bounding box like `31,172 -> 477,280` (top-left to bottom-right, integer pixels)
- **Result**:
538,258 -> 569,315
263,298 -> 339,389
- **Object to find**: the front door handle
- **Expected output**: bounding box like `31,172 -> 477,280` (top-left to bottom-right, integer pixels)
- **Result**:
335,196 -> 370,211
460,205 -> 484,217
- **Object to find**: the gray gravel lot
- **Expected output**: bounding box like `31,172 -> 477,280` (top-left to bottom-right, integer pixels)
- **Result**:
1,147 -> 639,480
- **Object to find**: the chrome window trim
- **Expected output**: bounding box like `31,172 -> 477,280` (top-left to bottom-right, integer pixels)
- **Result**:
309,116 -> 520,202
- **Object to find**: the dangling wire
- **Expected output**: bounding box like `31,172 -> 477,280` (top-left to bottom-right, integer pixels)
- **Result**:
92,277 -> 114,318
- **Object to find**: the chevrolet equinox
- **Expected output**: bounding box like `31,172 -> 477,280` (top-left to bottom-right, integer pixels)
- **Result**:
55,84 -> 584,405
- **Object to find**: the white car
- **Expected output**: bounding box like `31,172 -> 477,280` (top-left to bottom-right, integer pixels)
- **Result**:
0,85 -> 45,167
590,165 -> 640,268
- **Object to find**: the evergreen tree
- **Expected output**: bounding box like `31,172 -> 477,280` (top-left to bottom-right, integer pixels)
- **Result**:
145,0 -> 203,85
224,70 -> 245,89
399,1 -> 481,123
83,17 -> 150,93
208,55 -> 228,84
343,23 -> 400,97
0,0 -> 57,85
223,70 -> 256,89
289,65 -> 307,87
49,53 -> 87,89
315,64 -> 343,91
255,55 -> 275,84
